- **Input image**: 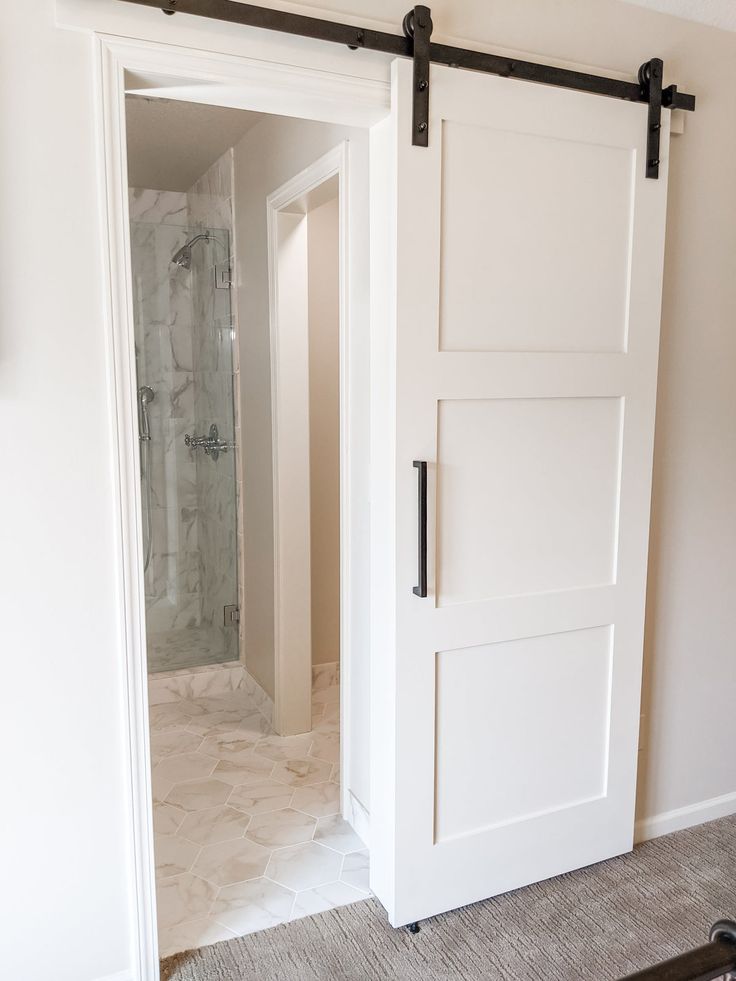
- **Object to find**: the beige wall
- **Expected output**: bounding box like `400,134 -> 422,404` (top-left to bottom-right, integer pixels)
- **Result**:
7,1 -> 736,975
308,196 -> 341,667
227,0 -> 736,828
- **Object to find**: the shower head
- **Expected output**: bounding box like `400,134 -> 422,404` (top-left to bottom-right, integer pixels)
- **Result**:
171,244 -> 192,270
171,231 -> 213,270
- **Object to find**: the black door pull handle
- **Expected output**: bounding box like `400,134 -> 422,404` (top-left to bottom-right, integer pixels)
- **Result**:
413,461 -> 427,597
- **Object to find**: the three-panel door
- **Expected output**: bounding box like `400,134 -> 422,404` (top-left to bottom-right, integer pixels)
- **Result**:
370,58 -> 670,926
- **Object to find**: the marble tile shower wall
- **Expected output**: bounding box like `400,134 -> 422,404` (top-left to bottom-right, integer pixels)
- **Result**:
187,151 -> 239,662
129,154 -> 241,665
129,189 -> 202,634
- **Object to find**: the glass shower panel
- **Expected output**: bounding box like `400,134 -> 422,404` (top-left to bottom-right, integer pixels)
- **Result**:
130,219 -> 239,672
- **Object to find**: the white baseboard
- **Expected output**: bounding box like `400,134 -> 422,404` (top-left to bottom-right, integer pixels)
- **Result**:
95,970 -> 134,981
345,790 -> 370,848
635,789 -> 736,843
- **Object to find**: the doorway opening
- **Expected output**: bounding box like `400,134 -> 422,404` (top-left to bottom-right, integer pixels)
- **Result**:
124,92 -> 368,959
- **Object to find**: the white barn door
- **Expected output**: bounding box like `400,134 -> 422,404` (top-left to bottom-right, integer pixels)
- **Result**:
370,58 -> 670,926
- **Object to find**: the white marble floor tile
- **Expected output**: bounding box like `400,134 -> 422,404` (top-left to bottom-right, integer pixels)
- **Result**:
153,752 -> 217,786
148,675 -> 367,956
178,804 -> 250,846
199,730 -> 260,762
186,709 -> 253,738
149,700 -> 204,732
245,808 -> 316,848
158,915 -> 238,959
165,777 -> 232,812
311,663 -> 339,692
291,881 -> 368,921
265,841 -> 342,891
212,756 -> 274,787
192,837 -> 270,887
228,780 -> 294,815
308,732 -> 340,764
155,834 -> 201,880
321,702 -> 340,724
340,850 -> 370,893
313,815 -> 366,855
156,873 -> 217,929
290,782 -> 340,818
211,877 -> 295,935
271,758 -> 332,788
153,801 -> 187,836
254,734 -> 314,762
150,729 -> 203,762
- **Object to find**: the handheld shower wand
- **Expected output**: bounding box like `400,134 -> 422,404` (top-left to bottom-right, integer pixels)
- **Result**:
137,386 -> 155,573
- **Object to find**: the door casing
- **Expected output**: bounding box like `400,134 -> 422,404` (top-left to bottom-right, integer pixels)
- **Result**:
95,33 -> 385,981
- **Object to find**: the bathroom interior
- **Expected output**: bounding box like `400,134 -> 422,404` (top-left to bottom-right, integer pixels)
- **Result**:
125,91 -> 368,958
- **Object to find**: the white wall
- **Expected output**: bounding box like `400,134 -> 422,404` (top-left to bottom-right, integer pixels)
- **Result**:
308,195 -> 341,669
232,115 -> 371,808
1,5 -> 132,981
7,0 -> 736,977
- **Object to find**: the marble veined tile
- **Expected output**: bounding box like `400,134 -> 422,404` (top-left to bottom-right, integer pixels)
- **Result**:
211,756 -> 274,787
155,833 -> 201,880
228,780 -> 293,815
271,758 -> 332,788
153,801 -> 187,836
312,684 -> 340,706
178,804 -> 250,846
191,836 -> 270,888
129,188 -> 188,225
153,752 -> 217,787
291,881 -> 367,921
254,733 -> 314,762
340,850 -> 370,894
165,777 -> 231,812
290,782 -> 340,819
265,841 -> 342,892
199,729 -> 259,762
150,729 -> 203,763
313,815 -> 365,855
211,878 -> 294,936
158,915 -> 237,960
245,808 -> 315,848
156,873 -> 217,929
311,663 -> 339,691
186,707 -> 249,738
149,699 -> 204,732
308,732 -> 340,765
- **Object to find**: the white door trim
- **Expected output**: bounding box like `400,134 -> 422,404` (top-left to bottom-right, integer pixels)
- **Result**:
94,33 -> 384,981
266,144 -> 348,739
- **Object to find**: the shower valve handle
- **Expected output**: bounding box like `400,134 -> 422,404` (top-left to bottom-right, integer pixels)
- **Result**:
184,424 -> 231,461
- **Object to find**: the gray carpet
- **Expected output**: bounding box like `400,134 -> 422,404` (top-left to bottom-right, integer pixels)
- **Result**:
161,814 -> 736,980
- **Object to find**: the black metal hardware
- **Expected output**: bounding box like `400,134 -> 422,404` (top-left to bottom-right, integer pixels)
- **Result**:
119,0 -> 695,161
403,6 -> 432,147
413,461 -> 427,598
407,921 -> 421,934
617,920 -> 736,981
639,59 -> 663,179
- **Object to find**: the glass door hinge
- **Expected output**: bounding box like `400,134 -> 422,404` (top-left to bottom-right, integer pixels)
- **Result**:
224,604 -> 240,625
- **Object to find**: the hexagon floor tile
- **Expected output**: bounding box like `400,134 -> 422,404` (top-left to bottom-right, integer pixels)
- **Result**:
149,668 -> 369,959
265,841 -> 342,891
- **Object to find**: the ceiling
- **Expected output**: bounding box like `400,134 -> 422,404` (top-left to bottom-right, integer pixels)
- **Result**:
125,96 -> 263,191
620,0 -> 736,32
